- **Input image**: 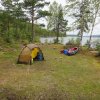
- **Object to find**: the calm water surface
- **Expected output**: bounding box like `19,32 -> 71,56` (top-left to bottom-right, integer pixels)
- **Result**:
40,36 -> 100,46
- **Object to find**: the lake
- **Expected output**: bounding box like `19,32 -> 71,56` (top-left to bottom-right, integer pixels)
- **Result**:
40,36 -> 100,47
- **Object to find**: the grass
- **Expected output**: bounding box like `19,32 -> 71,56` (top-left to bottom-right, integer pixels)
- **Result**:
0,43 -> 100,100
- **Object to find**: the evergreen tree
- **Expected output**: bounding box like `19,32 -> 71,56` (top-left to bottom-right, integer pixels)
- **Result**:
23,0 -> 50,42
12,0 -> 26,39
65,0 -> 92,46
47,1 -> 68,43
1,0 -> 13,41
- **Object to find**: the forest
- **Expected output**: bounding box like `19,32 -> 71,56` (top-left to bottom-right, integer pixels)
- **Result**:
0,0 -> 99,45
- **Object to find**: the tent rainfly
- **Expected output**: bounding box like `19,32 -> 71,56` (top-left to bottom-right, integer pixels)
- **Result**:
17,44 -> 44,64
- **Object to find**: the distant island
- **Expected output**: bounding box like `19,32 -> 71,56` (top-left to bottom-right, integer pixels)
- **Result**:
66,35 -> 100,37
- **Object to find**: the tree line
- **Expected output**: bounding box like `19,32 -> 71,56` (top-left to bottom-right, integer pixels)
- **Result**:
0,0 -> 100,47
0,0 -> 52,43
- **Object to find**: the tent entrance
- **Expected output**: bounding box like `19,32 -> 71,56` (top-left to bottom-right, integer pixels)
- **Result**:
31,48 -> 39,59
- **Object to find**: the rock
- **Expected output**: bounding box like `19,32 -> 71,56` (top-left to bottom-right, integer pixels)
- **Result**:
90,51 -> 99,56
90,51 -> 99,54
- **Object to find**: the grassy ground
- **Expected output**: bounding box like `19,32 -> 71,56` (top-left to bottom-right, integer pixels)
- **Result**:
0,43 -> 100,100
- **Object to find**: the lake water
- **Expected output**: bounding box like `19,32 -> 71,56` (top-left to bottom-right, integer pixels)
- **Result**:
40,36 -> 100,47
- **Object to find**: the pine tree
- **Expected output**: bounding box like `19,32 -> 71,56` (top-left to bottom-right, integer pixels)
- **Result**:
23,0 -> 50,42
1,0 -> 13,42
47,1 -> 68,43
12,0 -> 26,39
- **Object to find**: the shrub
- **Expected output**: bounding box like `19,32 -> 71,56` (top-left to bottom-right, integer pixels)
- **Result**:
54,38 -> 59,44
66,38 -> 75,45
96,43 -> 100,56
45,39 -> 48,44
75,38 -> 80,45
34,36 -> 40,43
96,43 -> 100,50
66,38 -> 80,45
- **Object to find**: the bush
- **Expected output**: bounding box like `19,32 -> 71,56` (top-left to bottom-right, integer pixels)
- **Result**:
34,36 -> 40,43
66,38 -> 80,45
66,38 -> 75,45
4,31 -> 14,43
96,43 -> 100,56
21,40 -> 29,45
44,39 -> 48,44
96,43 -> 100,50
54,38 -> 59,44
75,38 -> 80,45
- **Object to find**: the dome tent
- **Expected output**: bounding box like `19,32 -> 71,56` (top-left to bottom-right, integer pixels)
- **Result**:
17,44 -> 44,64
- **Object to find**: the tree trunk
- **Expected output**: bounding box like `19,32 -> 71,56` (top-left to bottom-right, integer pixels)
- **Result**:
15,22 -> 18,38
88,4 -> 99,48
56,32 -> 59,43
80,30 -> 83,46
31,6 -> 34,42
79,0 -> 84,47
7,20 -> 10,38
88,23 -> 94,48
56,22 -> 60,43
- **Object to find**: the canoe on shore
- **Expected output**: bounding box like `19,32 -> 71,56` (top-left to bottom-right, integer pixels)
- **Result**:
62,47 -> 79,56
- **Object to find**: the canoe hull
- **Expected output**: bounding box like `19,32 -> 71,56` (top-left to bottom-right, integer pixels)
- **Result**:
67,47 -> 79,55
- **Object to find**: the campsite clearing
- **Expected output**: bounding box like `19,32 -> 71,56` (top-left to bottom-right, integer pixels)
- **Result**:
0,44 -> 100,100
